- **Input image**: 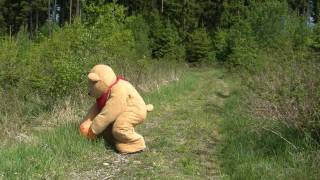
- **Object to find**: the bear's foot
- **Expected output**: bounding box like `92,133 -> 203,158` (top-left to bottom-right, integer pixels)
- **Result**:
116,138 -> 146,154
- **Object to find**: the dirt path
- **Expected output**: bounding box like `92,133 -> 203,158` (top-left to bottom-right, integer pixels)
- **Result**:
69,69 -> 229,179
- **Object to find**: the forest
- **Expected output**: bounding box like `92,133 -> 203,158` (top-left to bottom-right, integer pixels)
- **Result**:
0,0 -> 320,179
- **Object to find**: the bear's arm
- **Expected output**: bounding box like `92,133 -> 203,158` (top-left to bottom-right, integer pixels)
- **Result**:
91,88 -> 126,135
82,104 -> 99,122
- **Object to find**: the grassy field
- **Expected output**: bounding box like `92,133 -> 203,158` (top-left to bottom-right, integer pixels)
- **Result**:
0,68 -> 230,179
2,67 -> 319,179
218,83 -> 320,179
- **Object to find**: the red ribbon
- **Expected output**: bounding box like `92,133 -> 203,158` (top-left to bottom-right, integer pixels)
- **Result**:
96,76 -> 126,111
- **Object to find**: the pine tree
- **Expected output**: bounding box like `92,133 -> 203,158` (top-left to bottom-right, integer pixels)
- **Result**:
149,12 -> 181,59
186,28 -> 211,64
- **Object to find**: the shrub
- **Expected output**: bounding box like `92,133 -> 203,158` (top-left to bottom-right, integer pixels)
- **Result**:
217,0 -> 310,70
226,20 -> 260,71
185,28 -> 212,64
0,3 -> 183,103
149,12 -> 183,60
0,28 -> 33,90
219,0 -> 320,141
213,29 -> 230,62
246,51 -> 320,139
311,23 -> 320,51
126,15 -> 151,59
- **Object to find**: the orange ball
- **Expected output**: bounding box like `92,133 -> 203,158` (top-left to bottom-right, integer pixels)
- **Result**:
80,120 -> 92,137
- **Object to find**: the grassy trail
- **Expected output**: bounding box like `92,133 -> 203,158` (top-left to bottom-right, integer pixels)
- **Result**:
115,69 -> 229,179
1,68 -> 230,179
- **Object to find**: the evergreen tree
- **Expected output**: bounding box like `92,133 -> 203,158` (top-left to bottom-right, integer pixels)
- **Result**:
150,15 -> 181,59
0,0 -> 48,35
186,28 -> 211,63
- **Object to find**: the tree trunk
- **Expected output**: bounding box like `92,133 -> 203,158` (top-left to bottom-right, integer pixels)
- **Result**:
76,0 -> 80,18
9,25 -> 12,41
59,0 -> 65,26
79,2 -> 82,20
48,0 -> 51,20
69,0 -> 72,23
183,0 -> 186,36
35,9 -> 39,33
161,0 -> 164,13
48,0 -> 52,36
53,0 -> 57,22
29,0 -> 33,38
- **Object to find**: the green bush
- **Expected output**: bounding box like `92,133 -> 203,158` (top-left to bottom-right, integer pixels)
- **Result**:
0,3 -> 183,103
0,28 -> 33,90
311,24 -> 320,51
248,1 -> 289,47
186,28 -> 212,64
218,0 -> 320,141
226,20 -> 260,70
216,0 -> 310,70
246,52 -> 320,139
126,15 -> 151,59
149,12 -> 183,60
213,29 -> 230,62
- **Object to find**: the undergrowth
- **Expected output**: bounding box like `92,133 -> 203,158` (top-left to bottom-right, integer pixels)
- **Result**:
218,87 -> 320,180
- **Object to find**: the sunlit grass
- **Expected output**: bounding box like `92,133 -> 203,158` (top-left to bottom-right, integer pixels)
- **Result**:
0,123 -> 106,179
0,68 -> 205,179
117,69 -> 223,178
218,92 -> 320,180
2,67 -> 318,179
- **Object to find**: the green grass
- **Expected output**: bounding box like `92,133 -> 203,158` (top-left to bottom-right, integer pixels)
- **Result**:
117,69 -> 224,179
2,67 -> 319,179
0,123 -> 107,179
0,68 -> 225,179
218,90 -> 320,180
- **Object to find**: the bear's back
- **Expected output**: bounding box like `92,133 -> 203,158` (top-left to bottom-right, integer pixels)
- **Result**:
116,80 -> 147,116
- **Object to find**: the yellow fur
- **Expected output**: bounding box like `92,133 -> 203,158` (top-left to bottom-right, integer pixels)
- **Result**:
81,64 -> 153,154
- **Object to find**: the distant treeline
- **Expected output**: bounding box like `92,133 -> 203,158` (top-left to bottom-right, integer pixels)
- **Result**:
1,0 -> 319,35
0,0 -> 320,113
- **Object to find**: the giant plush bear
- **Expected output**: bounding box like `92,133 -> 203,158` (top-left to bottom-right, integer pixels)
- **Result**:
80,64 -> 153,154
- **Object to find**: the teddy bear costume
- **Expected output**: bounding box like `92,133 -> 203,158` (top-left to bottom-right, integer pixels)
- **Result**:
80,64 -> 153,154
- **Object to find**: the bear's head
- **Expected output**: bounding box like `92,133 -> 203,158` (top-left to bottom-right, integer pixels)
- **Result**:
87,64 -> 117,98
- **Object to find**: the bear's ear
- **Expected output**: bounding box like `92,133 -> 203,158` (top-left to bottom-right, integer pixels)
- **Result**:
88,73 -> 100,82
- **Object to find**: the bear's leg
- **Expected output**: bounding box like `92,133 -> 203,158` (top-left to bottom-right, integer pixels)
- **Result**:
112,115 -> 146,154
100,123 -> 115,147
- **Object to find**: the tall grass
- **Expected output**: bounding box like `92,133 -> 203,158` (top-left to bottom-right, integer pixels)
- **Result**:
0,123 -> 106,179
218,92 -> 320,179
